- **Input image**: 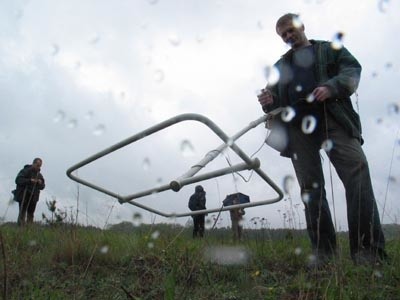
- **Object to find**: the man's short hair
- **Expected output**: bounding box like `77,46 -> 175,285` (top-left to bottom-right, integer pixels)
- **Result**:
276,13 -> 302,33
33,158 -> 42,164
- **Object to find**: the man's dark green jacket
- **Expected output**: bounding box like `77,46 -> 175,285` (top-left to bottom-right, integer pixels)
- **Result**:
265,40 -> 363,155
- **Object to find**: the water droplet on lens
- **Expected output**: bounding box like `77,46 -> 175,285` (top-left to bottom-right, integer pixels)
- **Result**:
93,124 -> 106,136
204,246 -> 249,265
306,93 -> 315,103
148,0 -> 158,4
331,32 -> 344,50
263,65 -> 280,86
132,212 -> 143,226
294,247 -> 302,255
388,103 -> 399,115
295,85 -> 303,92
147,242 -> 154,248
151,230 -> 160,239
292,16 -> 303,28
51,44 -> 60,56
283,175 -> 295,194
301,115 -> 317,134
168,34 -> 181,46
28,240 -> 37,246
142,158 -> 151,171
90,35 -> 101,45
100,245 -> 109,254
378,0 -> 390,13
67,119 -> 78,129
154,69 -> 165,82
373,270 -> 383,278
196,34 -> 204,43
321,139 -> 333,152
281,106 -> 296,122
53,110 -> 65,123
385,62 -> 393,69
302,192 -> 310,204
180,139 -> 195,157
257,21 -> 264,30
227,138 -> 234,147
85,111 -> 94,120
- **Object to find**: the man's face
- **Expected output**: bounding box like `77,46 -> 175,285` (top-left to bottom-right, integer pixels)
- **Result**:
276,21 -> 307,50
32,160 -> 42,172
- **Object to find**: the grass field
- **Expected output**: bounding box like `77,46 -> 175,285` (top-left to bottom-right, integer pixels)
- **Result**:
0,222 -> 399,299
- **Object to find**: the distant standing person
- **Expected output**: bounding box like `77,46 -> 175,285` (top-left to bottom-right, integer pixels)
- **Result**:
229,197 -> 245,242
14,158 -> 45,226
188,185 -> 206,238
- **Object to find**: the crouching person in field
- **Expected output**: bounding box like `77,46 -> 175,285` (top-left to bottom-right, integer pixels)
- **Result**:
13,158 -> 45,226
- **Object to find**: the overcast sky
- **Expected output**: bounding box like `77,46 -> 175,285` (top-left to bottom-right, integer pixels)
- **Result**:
1,0 -> 399,230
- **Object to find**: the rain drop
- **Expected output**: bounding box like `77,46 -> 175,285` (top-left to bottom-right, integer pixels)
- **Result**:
263,65 -> 280,86
147,0 -> 159,4
100,245 -> 109,254
53,110 -> 65,123
292,15 -> 303,28
257,21 -> 264,30
93,124 -> 106,136
301,192 -> 310,204
147,242 -> 154,249
154,69 -> 165,83
132,212 -> 143,226
204,246 -> 250,265
196,35 -> 204,43
67,119 -> 78,129
168,34 -> 181,46
142,157 -> 151,171
385,62 -> 393,70
281,106 -> 296,122
282,175 -> 295,194
90,35 -> 101,45
85,111 -> 94,120
295,85 -> 303,92
51,44 -> 60,56
180,139 -> 195,157
373,270 -> 383,278
28,240 -> 37,246
151,230 -> 160,239
294,247 -> 302,255
388,103 -> 399,115
301,115 -> 317,134
331,32 -> 344,50
378,0 -> 390,13
306,93 -> 315,103
321,139 -> 333,152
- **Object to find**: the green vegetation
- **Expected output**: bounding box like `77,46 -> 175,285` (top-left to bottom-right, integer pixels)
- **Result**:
0,222 -> 399,299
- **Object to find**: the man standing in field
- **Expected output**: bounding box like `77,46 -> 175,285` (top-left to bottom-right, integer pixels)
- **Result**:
188,185 -> 207,238
257,13 -> 387,266
14,158 -> 45,226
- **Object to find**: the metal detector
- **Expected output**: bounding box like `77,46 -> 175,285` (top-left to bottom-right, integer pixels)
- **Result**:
66,113 -> 284,217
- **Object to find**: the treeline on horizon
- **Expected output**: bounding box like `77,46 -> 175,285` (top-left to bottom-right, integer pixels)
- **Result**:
105,221 -> 400,241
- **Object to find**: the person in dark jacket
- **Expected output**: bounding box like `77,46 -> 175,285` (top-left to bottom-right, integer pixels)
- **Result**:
257,13 -> 386,266
188,185 -> 206,238
14,158 -> 45,226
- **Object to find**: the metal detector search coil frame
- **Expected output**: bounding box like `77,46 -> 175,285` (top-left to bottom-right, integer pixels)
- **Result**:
66,113 -> 284,218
